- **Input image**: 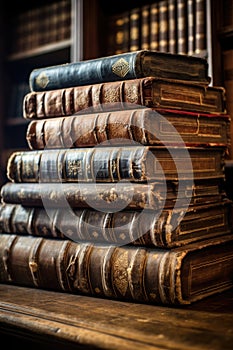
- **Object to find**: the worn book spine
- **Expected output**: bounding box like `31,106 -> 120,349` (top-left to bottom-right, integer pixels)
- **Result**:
0,180 -> 226,210
6,146 -> 226,183
24,108 -> 231,150
23,77 -> 226,120
0,233 -> 233,305
0,201 -> 231,247
28,49 -> 210,92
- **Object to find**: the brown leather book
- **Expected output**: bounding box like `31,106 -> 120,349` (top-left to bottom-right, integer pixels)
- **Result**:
25,108 -> 231,150
0,233 -> 233,305
0,201 -> 231,247
23,77 -> 226,120
6,145 -> 226,183
0,178 -> 226,210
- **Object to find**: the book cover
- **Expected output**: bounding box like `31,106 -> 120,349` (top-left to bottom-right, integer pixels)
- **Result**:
28,50 -> 210,92
23,77 -> 226,120
0,233 -> 233,305
6,146 -> 226,183
24,108 -> 231,150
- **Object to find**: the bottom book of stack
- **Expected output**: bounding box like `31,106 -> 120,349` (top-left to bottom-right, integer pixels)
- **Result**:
0,231 -> 233,306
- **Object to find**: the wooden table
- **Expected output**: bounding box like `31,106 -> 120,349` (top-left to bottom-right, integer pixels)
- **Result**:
0,284 -> 232,349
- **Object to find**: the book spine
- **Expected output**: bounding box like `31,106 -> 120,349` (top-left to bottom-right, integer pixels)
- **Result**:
6,147 -> 150,183
187,0 -> 195,55
158,0 -> 169,52
149,2 -> 159,51
168,0 -> 177,54
177,0 -> 187,54
25,108 -> 154,150
141,5 -> 150,50
194,0 -> 206,56
110,12 -> 130,55
29,51 -> 142,92
129,7 -> 141,51
0,233 -> 187,304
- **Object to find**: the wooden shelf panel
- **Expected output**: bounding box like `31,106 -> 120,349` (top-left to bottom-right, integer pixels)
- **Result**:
0,284 -> 233,350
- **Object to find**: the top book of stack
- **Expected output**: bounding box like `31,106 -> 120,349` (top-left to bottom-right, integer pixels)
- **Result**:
29,49 -> 211,92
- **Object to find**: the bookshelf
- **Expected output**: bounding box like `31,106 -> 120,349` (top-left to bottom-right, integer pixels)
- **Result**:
0,0 -> 231,183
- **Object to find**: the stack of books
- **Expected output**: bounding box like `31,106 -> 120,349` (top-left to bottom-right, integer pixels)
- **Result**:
0,50 -> 233,306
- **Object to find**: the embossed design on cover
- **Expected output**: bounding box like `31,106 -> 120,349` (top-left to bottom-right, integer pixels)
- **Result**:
35,72 -> 49,89
112,58 -> 130,77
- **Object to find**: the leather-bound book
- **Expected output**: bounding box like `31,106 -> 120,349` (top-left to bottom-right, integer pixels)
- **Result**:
24,108 -> 231,150
28,50 -> 210,92
0,233 -> 233,305
158,0 -> 168,52
23,77 -> 226,120
177,0 -> 187,54
149,2 -> 159,51
0,178 -> 226,210
129,7 -> 141,52
0,201 -> 231,247
6,146 -> 226,183
195,0 -> 207,57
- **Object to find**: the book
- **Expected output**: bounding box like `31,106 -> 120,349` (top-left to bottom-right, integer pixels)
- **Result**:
0,201 -> 231,247
195,0 -> 207,57
129,7 -> 141,52
141,4 -> 150,50
187,0 -> 195,55
168,0 -> 177,54
149,2 -> 159,51
28,49 -> 211,92
6,146 -> 226,183
158,0 -> 168,52
23,77 -> 226,120
177,0 -> 187,54
0,178 -> 226,210
24,108 -> 231,150
0,233 -> 233,305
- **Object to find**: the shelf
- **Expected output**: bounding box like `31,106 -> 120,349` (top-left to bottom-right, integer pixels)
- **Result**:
0,284 -> 232,350
6,118 -> 29,126
7,39 -> 72,62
